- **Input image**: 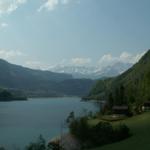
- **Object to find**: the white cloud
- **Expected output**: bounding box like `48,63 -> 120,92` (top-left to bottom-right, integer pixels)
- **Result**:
38,0 -> 59,12
71,58 -> 91,66
38,0 -> 79,12
0,0 -> 27,15
0,22 -> 8,27
48,57 -> 92,68
98,54 -> 115,67
49,51 -> 146,71
131,51 -> 146,64
25,60 -> 49,70
0,49 -> 25,60
61,0 -> 71,4
3,50 -> 144,72
98,51 -> 146,67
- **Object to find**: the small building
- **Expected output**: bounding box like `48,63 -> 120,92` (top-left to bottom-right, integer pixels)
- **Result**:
112,106 -> 129,115
143,101 -> 150,111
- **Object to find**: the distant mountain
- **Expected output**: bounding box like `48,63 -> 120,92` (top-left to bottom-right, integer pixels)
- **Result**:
86,49 -> 150,112
50,62 -> 132,79
0,59 -> 72,88
0,59 -> 94,97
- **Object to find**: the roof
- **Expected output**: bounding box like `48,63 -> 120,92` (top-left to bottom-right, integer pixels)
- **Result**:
113,106 -> 128,110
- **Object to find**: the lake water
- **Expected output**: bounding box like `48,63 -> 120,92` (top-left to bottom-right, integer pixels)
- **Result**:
0,97 -> 98,150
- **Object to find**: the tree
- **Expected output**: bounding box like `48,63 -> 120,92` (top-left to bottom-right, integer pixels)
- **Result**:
66,111 -> 75,124
120,85 -> 126,104
26,135 -> 46,150
0,90 -> 12,98
108,92 -> 114,109
69,117 -> 90,142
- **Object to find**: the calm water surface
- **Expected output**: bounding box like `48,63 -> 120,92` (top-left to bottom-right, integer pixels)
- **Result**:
0,97 -> 98,149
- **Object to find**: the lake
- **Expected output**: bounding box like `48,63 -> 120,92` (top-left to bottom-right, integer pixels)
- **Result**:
0,97 -> 98,149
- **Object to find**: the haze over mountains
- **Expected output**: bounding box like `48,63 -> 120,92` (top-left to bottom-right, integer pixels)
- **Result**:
49,51 -> 146,79
50,62 -> 133,79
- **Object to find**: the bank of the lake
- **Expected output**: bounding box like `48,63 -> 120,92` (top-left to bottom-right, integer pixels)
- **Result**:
0,97 -> 98,149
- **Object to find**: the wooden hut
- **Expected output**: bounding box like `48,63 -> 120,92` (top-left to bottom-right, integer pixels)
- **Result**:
112,106 -> 129,115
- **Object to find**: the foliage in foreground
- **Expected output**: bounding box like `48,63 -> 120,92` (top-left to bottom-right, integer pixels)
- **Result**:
69,116 -> 131,149
25,135 -> 62,150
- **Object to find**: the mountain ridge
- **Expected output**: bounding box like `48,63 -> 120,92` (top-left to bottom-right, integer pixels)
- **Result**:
86,49 -> 150,112
0,59 -> 94,97
50,62 -> 133,79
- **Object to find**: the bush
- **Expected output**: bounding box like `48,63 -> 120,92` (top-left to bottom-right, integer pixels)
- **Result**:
69,117 -> 90,142
114,124 -> 131,141
69,117 -> 130,149
90,122 -> 114,146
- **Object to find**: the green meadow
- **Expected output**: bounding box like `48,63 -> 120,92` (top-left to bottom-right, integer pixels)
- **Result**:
90,112 -> 150,150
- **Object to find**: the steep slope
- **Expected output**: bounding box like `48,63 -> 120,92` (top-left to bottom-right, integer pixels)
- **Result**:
87,50 -> 150,109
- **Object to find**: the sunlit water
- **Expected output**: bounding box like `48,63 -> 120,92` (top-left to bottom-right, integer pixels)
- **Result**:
0,97 -> 98,149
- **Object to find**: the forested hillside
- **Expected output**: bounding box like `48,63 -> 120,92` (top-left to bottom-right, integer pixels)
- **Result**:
87,50 -> 150,110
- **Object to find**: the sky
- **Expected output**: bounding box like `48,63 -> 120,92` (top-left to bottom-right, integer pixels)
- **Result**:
0,0 -> 150,70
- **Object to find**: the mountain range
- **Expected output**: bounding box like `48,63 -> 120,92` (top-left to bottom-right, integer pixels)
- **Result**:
0,55 -> 137,98
0,59 -> 94,97
50,62 -> 133,79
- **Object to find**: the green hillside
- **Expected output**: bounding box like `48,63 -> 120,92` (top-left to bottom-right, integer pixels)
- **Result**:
0,59 -> 94,97
87,49 -> 150,111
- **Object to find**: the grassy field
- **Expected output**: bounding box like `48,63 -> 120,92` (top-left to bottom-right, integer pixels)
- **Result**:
90,112 -> 150,150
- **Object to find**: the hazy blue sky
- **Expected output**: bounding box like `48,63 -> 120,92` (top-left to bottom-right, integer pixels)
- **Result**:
0,0 -> 149,69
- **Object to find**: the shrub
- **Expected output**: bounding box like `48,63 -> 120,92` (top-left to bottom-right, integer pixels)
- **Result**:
90,122 -> 114,146
69,117 -> 90,142
114,124 -> 130,141
69,116 -> 130,149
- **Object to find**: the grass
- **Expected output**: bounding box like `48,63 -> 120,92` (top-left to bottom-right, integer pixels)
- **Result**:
89,112 -> 150,150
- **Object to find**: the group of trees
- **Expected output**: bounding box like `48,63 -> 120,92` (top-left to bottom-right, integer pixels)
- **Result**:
69,116 -> 130,149
0,89 -> 27,101
0,90 -> 13,100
